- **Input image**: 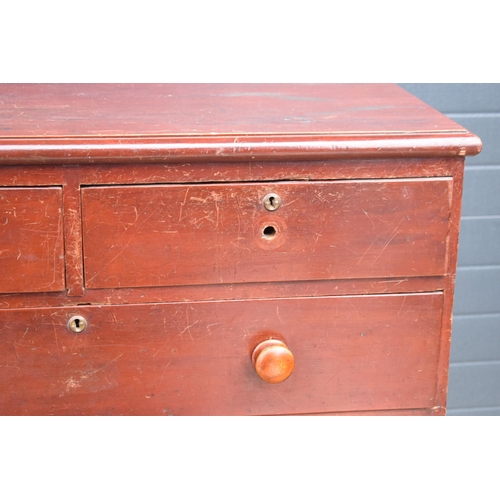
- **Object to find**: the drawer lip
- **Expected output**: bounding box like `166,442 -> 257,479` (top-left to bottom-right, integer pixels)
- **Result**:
274,406 -> 446,416
0,186 -> 65,294
79,175 -> 454,188
0,292 -> 445,416
81,178 -> 453,290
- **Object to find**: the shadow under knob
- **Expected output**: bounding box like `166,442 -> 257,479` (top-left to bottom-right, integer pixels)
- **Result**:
251,339 -> 294,384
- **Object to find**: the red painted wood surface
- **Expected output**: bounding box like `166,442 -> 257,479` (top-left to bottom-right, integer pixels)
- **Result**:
0,293 -> 443,416
0,85 -> 481,416
82,178 -> 452,289
0,187 -> 65,293
0,84 -> 470,137
0,158 -> 459,188
62,169 -> 84,296
435,159 -> 465,408
297,407 -> 446,416
0,276 -> 446,311
0,84 -> 482,164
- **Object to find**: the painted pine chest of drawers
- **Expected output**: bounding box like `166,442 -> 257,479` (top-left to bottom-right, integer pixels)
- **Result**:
0,84 -> 481,415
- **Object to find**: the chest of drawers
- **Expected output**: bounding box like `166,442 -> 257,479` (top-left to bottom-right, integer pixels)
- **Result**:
0,84 -> 481,415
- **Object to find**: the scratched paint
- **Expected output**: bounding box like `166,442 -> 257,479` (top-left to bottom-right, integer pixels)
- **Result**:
0,294 -> 444,415
81,178 -> 452,290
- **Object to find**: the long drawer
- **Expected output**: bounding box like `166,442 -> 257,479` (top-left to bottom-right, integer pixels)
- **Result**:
81,179 -> 452,289
0,292 -> 443,415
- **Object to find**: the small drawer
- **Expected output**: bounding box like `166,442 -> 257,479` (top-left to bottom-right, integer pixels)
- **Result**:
0,292 -> 443,415
81,178 -> 452,290
0,187 -> 65,294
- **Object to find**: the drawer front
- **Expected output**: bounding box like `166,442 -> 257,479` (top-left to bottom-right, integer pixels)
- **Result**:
0,187 -> 65,293
82,179 -> 452,289
0,293 -> 443,415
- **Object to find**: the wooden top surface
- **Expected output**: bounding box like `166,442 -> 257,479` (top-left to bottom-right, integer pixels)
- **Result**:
0,84 -> 482,164
0,83 -> 469,137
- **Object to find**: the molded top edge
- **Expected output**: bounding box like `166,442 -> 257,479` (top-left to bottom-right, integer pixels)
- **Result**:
0,84 -> 482,163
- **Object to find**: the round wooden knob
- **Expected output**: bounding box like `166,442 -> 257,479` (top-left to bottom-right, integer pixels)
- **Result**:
251,339 -> 294,384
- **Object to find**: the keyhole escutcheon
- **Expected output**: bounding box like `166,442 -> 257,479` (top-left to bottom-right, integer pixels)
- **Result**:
263,193 -> 282,211
68,315 -> 88,333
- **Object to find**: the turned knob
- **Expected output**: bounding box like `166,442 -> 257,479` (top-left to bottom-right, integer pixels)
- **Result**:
251,339 -> 295,384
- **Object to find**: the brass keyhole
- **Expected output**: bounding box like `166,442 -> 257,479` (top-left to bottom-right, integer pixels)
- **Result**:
68,315 -> 88,333
263,193 -> 282,211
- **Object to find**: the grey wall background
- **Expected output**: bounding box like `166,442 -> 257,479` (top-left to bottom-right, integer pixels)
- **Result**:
399,84 -> 500,416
